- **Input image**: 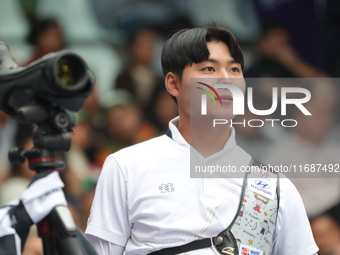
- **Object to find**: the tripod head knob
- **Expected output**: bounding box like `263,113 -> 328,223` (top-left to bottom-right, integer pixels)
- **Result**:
8,147 -> 25,164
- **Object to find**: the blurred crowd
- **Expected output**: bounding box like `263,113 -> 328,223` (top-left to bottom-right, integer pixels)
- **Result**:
1,0 -> 340,254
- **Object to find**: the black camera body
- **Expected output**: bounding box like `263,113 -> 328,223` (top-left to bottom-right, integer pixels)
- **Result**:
0,41 -> 94,117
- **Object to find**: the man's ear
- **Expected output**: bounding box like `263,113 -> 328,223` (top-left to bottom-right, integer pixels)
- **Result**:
165,72 -> 180,98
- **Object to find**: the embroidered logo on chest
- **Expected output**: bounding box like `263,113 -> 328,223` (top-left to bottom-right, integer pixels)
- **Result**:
159,183 -> 174,193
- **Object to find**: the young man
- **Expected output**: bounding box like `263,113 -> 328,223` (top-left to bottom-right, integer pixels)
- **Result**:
85,26 -> 318,255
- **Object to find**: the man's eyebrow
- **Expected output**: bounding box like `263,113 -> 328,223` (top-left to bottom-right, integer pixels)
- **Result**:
228,59 -> 239,64
205,58 -> 240,65
205,58 -> 220,64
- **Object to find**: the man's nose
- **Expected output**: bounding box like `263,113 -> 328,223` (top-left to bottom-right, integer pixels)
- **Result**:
216,69 -> 231,84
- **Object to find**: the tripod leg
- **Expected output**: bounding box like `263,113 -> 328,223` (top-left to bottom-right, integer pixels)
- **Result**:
47,205 -> 86,255
41,237 -> 56,255
37,219 -> 57,255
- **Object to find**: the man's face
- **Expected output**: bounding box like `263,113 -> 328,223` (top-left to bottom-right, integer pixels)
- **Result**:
177,41 -> 245,120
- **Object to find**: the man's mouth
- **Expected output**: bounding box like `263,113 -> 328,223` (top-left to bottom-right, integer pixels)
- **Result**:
217,94 -> 233,103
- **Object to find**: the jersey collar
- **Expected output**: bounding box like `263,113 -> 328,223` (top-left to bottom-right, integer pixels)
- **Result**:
166,116 -> 189,146
166,116 -> 237,153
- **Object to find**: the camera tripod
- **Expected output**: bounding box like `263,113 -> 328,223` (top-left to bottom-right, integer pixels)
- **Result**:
8,104 -> 98,255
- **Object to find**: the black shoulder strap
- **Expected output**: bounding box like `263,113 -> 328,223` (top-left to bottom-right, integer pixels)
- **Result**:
148,238 -> 213,255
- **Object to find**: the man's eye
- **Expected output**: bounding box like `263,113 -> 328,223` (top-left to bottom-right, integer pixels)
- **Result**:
203,67 -> 214,72
231,67 -> 241,73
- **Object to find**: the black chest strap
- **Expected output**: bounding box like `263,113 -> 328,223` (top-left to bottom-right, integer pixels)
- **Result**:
149,237 -> 215,255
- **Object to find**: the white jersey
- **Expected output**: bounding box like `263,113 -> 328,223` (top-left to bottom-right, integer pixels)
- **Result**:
85,117 -> 318,255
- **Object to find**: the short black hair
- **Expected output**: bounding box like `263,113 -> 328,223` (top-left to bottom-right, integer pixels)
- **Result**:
161,26 -> 244,102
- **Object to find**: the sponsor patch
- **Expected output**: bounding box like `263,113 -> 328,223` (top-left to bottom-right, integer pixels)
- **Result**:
247,174 -> 276,200
239,244 -> 263,255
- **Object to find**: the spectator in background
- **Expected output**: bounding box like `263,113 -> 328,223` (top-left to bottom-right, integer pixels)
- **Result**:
66,113 -> 97,182
146,86 -> 178,134
96,90 -> 157,166
25,18 -> 66,65
242,21 -> 330,147
310,207 -> 340,255
79,90 -> 109,161
245,22 -> 328,78
64,109 -> 101,204
252,0 -> 327,72
61,89 -> 105,179
114,29 -> 163,119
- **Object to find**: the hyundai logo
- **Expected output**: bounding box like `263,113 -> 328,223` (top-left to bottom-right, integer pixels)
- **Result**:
255,180 -> 270,189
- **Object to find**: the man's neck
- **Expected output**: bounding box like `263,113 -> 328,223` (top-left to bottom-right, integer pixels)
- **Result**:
177,116 -> 232,158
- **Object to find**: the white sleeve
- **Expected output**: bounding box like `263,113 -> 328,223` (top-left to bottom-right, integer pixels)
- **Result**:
272,177 -> 319,255
86,234 -> 125,255
85,155 -> 130,248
